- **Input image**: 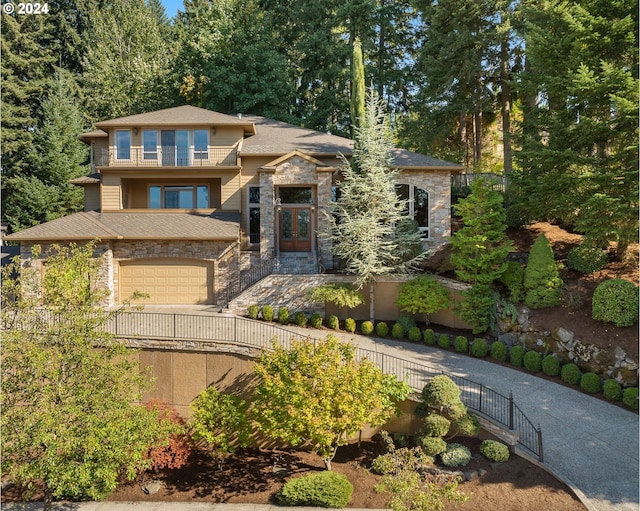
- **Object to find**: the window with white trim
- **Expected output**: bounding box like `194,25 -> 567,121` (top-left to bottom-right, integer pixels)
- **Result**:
396,184 -> 430,239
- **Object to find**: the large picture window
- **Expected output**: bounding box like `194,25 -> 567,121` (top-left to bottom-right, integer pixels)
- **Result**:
115,130 -> 131,160
143,130 -> 158,160
149,185 -> 209,209
396,184 -> 430,238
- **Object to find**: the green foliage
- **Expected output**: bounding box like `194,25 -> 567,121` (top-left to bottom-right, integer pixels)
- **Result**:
421,415 -> 451,438
397,313 -> 417,334
423,329 -> 436,346
567,245 -> 608,274
580,373 -> 602,394
453,336 -> 468,353
344,318 -> 356,333
523,351 -> 542,372
420,436 -> 448,457
456,284 -> 496,334
310,313 -> 324,329
327,314 -> 340,330
308,284 -> 365,309
524,234 -> 563,309
479,440 -> 510,463
603,380 -> 623,401
421,376 -> 466,422
440,443 -> 471,467
261,305 -> 274,322
592,279 -> 639,327
277,471 -> 353,508
449,413 -> 480,438
561,363 -> 582,385
408,327 -> 422,342
376,322 -> 389,337
144,401 -> 192,472
470,338 -> 488,358
396,276 -> 451,323
277,307 -> 290,325
499,261 -> 525,303
248,305 -> 259,320
541,355 -> 561,377
361,321 -> 374,335
350,37 -> 365,130
190,387 -> 251,465
623,388 -> 639,410
437,334 -> 451,349
392,322 -> 405,339
490,341 -> 508,362
509,345 -> 526,367
251,336 -> 410,469
294,312 -> 308,327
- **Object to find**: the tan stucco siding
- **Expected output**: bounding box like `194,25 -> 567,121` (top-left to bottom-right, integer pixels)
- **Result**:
84,185 -> 101,212
221,173 -> 241,210
101,174 -> 122,210
211,126 -> 244,146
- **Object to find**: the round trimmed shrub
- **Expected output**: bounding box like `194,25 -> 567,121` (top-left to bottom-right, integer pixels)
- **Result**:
470,338 -> 488,358
420,436 -> 447,457
361,320 -> 374,335
421,375 -> 462,410
344,317 -> 356,333
453,336 -> 468,353
376,322 -> 389,337
277,307 -> 290,325
623,387 -> 639,410
421,414 -> 451,438
248,304 -> 259,320
592,279 -> 639,327
603,379 -> 623,401
523,351 -> 542,372
561,363 -> 581,385
397,313 -> 417,334
541,354 -> 561,377
294,311 -> 308,327
580,372 -> 601,394
567,245 -> 608,274
440,443 -> 471,467
408,326 -> 422,342
490,341 -> 508,362
309,312 -> 323,329
479,440 -> 510,463
392,322 -> 405,339
438,334 -> 451,349
277,471 -> 353,508
509,345 -> 525,367
261,305 -> 274,322
451,412 -> 481,438
423,329 -> 436,346
326,314 -> 340,331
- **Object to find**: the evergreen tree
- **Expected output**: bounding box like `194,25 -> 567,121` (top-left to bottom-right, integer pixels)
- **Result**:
350,37 -> 365,131
523,234 -> 563,309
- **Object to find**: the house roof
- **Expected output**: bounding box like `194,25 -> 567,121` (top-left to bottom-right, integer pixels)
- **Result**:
70,173 -> 101,185
4,211 -> 240,242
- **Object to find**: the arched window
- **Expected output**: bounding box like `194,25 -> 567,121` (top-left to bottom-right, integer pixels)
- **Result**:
396,184 -> 430,239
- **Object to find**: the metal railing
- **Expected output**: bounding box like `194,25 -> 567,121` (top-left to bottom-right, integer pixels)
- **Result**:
452,173 -> 509,191
224,258 -> 275,303
104,310 -> 543,460
97,147 -> 238,167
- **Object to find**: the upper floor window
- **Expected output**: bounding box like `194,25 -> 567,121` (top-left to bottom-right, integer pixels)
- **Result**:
149,184 -> 209,209
194,129 -> 208,160
115,130 -> 131,160
143,130 -> 158,160
396,184 -> 430,238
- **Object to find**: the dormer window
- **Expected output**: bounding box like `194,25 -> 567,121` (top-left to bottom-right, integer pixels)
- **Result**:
115,130 -> 131,160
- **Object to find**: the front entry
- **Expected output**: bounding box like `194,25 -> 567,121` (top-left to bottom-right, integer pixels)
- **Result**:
279,207 -> 312,252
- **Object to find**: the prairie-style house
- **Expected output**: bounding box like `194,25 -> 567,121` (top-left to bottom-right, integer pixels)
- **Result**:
6,105 -> 463,307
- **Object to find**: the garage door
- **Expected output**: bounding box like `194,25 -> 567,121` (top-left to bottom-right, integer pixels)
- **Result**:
119,260 -> 213,305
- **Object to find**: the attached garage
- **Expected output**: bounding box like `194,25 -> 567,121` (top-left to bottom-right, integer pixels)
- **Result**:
119,259 -> 214,305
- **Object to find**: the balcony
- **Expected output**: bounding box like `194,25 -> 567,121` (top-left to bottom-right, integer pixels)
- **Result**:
97,147 -> 238,168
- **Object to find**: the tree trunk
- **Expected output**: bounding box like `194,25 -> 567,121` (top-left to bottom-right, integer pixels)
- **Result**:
500,37 -> 512,175
474,110 -> 483,169
323,457 -> 332,471
369,280 -> 375,322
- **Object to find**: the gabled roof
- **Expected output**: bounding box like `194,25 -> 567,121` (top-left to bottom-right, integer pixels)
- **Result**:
260,150 -> 332,170
4,211 -> 240,242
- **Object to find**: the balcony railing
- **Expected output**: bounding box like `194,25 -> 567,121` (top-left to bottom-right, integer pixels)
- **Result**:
97,147 -> 238,167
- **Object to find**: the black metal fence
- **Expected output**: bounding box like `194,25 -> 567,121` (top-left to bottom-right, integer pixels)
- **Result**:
224,258 -> 275,303
105,310 -> 542,460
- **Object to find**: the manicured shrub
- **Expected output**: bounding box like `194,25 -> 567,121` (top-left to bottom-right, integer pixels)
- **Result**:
247,304 -> 259,320
326,314 -> 340,331
499,261 -> 525,303
344,317 -> 356,333
450,412 -> 481,438
421,375 -> 466,421
592,279 -> 639,327
294,311 -> 308,327
567,245 -> 608,274
509,345 -> 525,367
421,414 -> 451,438
454,336 -> 468,353
603,379 -> 623,401
479,440 -> 510,463
440,443 -> 471,467
420,436 -> 447,457
376,322 -> 389,337
396,313 -> 417,334
261,305 -> 274,322
541,355 -> 561,377
144,400 -> 192,471
392,322 -> 405,339
561,363 -> 581,385
490,341 -> 508,362
277,471 -> 353,508
361,320 -> 374,335
423,328 -> 436,346
623,387 -> 639,410
408,327 -> 422,342
438,334 -> 451,349
278,307 -> 290,325
524,234 -> 563,309
309,312 -> 323,329
523,350 -> 542,372
470,338 -> 488,358
580,372 -> 601,394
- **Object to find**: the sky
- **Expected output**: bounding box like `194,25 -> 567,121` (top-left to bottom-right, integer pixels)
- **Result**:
161,0 -> 182,19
